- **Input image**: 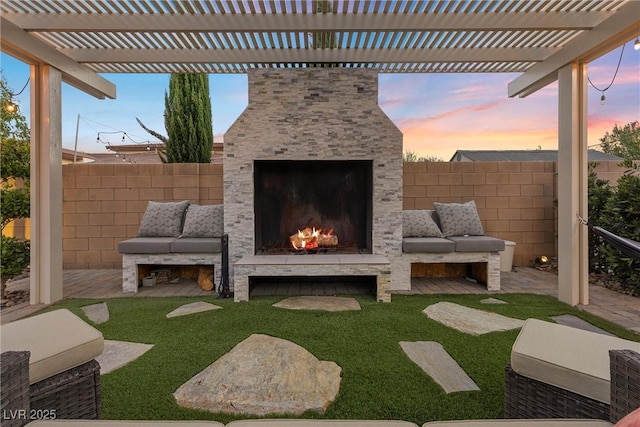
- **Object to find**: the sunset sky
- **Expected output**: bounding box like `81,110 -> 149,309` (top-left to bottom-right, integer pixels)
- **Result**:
1,38 -> 638,161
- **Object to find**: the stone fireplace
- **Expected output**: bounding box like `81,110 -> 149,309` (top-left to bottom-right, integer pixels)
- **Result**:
224,69 -> 403,298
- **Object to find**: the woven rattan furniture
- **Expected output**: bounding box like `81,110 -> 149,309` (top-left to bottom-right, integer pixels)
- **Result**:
505,343 -> 640,423
1,351 -> 31,427
0,309 -> 104,423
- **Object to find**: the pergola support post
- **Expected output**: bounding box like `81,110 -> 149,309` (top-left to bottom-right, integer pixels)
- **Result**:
29,64 -> 64,305
557,63 -> 589,306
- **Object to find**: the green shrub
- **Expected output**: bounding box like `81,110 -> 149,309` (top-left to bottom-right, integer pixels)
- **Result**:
587,162 -> 613,273
600,162 -> 640,294
1,235 -> 30,286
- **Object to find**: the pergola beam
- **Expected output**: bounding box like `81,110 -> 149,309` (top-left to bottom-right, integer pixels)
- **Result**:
508,1 -> 640,98
0,17 -> 116,100
3,11 -> 607,32
64,47 -> 554,65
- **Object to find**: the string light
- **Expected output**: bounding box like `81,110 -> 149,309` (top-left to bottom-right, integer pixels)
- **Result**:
634,38 -> 640,51
4,78 -> 29,113
587,43 -> 625,106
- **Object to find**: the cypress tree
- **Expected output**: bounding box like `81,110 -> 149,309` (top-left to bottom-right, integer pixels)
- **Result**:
138,73 -> 213,163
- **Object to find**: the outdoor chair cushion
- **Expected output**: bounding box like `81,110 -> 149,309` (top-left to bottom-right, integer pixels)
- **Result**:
137,200 -> 190,237
181,204 -> 224,238
402,237 -> 455,253
433,201 -> 484,237
28,422 -> 225,426
170,237 -> 222,253
118,237 -> 175,254
511,319 -> 640,404
0,309 -> 104,384
447,236 -> 505,252
421,420 -> 612,426
227,421 -> 419,427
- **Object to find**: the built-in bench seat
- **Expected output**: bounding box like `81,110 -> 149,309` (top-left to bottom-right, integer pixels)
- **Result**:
117,201 -> 225,293
397,202 -> 505,291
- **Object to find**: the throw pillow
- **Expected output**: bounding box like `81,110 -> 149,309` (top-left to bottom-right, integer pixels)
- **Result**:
402,210 -> 444,238
137,200 -> 190,237
181,204 -> 224,238
433,200 -> 485,237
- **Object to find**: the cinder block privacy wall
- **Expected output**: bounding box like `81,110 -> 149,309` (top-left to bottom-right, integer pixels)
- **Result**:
61,160 -> 625,270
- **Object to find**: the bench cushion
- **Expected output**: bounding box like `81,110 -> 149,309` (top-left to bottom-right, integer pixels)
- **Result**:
0,309 -> 104,384
511,319 -> 640,404
447,236 -> 505,252
171,237 -> 222,253
402,237 -> 455,253
227,421 -> 419,427
422,420 -> 612,426
118,237 -> 176,254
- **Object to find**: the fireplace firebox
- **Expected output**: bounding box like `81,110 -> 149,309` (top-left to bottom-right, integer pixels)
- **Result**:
254,160 -> 373,254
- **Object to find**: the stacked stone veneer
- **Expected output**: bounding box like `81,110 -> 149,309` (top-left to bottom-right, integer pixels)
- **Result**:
224,69 -> 404,291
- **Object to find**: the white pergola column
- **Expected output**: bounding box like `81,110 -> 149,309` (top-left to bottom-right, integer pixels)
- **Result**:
29,64 -> 63,304
557,63 -> 589,306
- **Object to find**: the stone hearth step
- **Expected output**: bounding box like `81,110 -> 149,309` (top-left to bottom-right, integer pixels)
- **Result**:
234,255 -> 391,303
273,296 -> 361,311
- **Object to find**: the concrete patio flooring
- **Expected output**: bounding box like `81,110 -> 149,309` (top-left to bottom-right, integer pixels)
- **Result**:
2,267 -> 639,335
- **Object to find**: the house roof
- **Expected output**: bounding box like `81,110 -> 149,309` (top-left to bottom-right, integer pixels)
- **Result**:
450,149 -> 623,162
1,0 -> 638,99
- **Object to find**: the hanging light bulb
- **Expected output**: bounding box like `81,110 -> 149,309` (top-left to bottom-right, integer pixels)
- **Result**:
600,92 -> 606,105
121,135 -> 125,143
634,38 -> 640,51
146,143 -> 151,151
115,151 -> 120,158
4,101 -> 17,112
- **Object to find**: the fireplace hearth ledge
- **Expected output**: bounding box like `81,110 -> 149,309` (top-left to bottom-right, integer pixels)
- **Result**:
234,254 -> 391,303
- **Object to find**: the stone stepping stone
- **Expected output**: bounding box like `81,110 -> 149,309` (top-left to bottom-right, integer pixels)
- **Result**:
173,334 -> 342,416
400,341 -> 479,393
480,297 -> 508,305
81,302 -> 109,324
551,314 -> 615,337
96,340 -> 154,375
166,301 -> 222,318
423,301 -> 525,335
273,296 -> 361,312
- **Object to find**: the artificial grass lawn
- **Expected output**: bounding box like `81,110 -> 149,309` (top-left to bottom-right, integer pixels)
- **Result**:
45,293 -> 639,425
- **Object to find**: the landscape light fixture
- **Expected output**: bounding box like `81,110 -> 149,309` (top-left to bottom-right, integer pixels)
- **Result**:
4,77 -> 29,113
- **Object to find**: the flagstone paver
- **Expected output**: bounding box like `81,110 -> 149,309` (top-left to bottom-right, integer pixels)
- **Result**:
400,341 -> 479,393
423,301 -> 525,335
551,314 -> 615,337
273,296 -> 361,311
166,301 -> 222,318
81,302 -> 109,324
96,340 -> 154,375
173,334 -> 342,416
480,297 -> 508,304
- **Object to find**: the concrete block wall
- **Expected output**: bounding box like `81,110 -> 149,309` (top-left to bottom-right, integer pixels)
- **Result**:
62,163 -> 222,269
403,161 -> 557,267
61,160 -> 626,270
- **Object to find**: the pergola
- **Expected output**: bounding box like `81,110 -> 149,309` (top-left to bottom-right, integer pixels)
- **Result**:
1,0 -> 638,307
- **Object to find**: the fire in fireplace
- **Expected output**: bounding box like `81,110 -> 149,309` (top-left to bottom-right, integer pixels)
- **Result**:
254,160 -> 373,254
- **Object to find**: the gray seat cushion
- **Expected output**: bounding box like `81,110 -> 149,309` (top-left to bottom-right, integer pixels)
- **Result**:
402,237 -> 455,253
171,237 -> 222,253
447,236 -> 505,252
118,237 -> 175,254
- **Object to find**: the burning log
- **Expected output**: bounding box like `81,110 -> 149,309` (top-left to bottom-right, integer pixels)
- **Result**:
290,227 -> 338,250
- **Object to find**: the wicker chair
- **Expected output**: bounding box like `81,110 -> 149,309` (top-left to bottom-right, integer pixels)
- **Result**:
0,350 -> 101,427
504,349 -> 640,423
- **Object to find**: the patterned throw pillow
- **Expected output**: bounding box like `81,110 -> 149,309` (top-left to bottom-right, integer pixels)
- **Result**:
137,200 -> 190,237
433,201 -> 485,237
402,210 -> 444,237
180,204 -> 224,238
